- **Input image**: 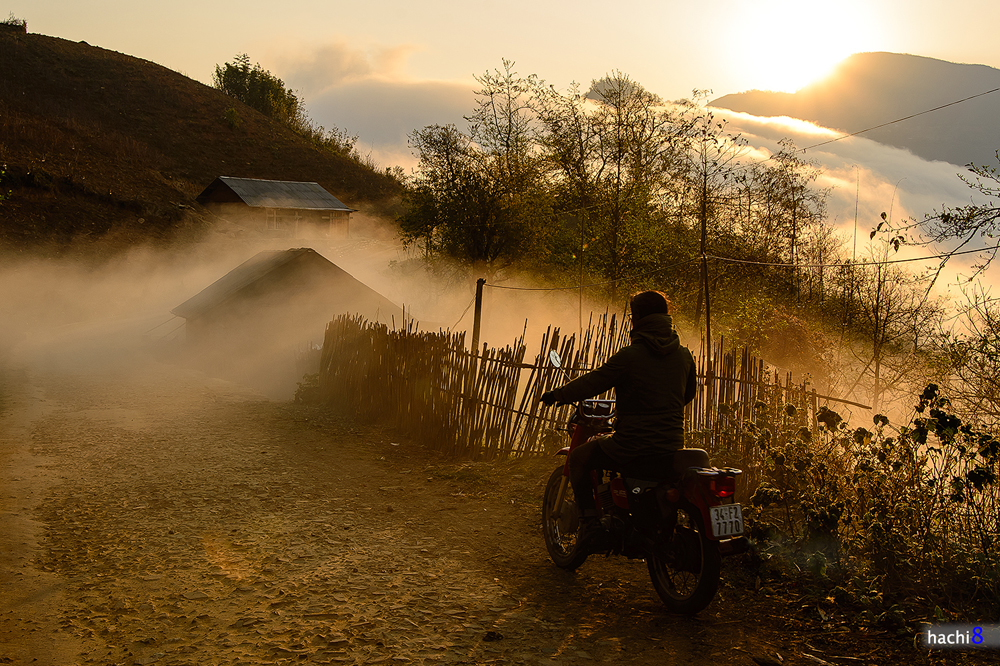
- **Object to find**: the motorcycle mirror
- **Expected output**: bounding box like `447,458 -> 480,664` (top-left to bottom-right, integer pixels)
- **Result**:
548,350 -> 562,368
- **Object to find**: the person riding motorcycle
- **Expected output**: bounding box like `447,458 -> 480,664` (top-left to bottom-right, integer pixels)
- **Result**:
541,290 -> 697,549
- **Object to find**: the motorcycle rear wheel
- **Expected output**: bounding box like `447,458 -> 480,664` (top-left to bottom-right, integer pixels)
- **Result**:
541,465 -> 588,570
646,502 -> 721,614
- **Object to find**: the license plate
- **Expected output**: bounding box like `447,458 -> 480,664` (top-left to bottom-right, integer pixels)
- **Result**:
710,504 -> 744,538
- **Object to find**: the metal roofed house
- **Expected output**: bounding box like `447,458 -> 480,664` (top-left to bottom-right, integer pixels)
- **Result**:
195,176 -> 357,238
171,248 -> 401,397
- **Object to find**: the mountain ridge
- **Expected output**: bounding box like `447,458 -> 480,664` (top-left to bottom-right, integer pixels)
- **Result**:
711,52 -> 1000,167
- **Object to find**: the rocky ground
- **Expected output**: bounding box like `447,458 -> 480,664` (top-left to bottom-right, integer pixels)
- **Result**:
0,345 -> 988,665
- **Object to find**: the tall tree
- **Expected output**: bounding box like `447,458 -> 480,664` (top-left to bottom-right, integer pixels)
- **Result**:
760,139 -> 829,298
676,101 -> 747,331
535,73 -> 688,295
400,62 -> 552,279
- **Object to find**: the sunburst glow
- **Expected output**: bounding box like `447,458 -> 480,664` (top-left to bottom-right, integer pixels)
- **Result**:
723,0 -> 883,92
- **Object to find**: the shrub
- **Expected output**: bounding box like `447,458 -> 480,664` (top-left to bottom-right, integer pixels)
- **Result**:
224,107 -> 242,130
2,13 -> 26,32
294,373 -> 320,404
736,384 -> 999,615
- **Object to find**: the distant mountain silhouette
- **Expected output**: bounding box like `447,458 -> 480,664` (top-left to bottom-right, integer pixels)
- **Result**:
711,52 -> 1000,167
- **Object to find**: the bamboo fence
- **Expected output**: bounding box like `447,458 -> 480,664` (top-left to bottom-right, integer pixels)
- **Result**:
318,313 -> 865,462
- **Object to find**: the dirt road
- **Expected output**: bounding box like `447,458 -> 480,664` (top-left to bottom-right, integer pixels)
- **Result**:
0,343 -> 939,665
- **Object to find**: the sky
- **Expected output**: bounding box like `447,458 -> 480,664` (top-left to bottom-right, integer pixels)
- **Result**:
12,0 -> 1000,167
9,0 -> 1000,297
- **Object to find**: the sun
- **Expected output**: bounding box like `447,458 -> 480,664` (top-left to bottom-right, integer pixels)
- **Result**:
724,0 -> 882,92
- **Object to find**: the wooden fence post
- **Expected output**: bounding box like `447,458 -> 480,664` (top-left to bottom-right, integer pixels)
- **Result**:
471,277 -> 485,359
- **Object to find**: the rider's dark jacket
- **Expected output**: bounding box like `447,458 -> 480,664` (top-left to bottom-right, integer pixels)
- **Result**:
548,313 -> 696,463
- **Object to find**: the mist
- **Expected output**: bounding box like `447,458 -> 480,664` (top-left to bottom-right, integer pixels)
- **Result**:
0,227 -> 405,400
0,211 -> 606,402
4,101 -> 996,407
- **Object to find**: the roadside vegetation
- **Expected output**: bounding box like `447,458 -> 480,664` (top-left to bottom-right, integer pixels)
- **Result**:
731,386 -> 1000,623
394,59 -> 1000,621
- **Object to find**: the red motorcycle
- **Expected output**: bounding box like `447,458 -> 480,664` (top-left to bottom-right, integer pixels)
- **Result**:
540,351 -> 747,614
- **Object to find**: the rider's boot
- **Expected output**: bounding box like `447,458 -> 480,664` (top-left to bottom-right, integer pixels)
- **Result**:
578,510 -> 608,552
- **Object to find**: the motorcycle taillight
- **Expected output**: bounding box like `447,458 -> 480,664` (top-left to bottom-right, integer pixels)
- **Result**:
709,474 -> 736,499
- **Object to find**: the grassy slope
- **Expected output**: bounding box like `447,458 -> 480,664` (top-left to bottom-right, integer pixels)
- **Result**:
0,28 -> 402,254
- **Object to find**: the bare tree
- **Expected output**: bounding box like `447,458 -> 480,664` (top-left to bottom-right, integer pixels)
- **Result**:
400,62 -> 552,280
925,152 -> 1000,282
847,229 -> 944,413
534,73 -> 688,296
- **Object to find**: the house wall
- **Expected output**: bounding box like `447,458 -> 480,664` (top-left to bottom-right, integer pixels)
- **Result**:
205,203 -> 350,238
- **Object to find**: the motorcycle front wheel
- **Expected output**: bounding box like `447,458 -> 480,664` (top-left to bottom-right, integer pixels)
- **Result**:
646,501 -> 721,614
541,465 -> 588,570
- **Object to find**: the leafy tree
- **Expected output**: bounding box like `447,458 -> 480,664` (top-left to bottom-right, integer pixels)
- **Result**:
534,73 -> 690,296
400,62 -> 552,279
212,54 -> 363,163
212,54 -> 305,130
400,123 -> 546,278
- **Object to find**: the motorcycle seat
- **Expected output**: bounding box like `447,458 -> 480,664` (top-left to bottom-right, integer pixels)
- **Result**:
622,448 -> 711,481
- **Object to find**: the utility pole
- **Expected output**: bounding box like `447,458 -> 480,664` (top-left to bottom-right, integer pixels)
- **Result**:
700,166 -> 715,434
701,170 -> 713,372
471,277 -> 485,358
574,214 -> 584,343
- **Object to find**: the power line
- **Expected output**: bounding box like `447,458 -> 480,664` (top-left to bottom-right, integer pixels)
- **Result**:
449,296 -> 477,329
478,242 -> 995,296
484,257 -> 701,292
800,87 -> 1000,153
707,243 -> 998,269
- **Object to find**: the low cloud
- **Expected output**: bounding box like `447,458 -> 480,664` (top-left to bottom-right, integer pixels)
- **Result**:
714,107 -> 977,230
307,78 -> 474,169
714,107 -> 999,295
273,45 -> 995,288
275,41 -> 475,170
279,42 -> 418,92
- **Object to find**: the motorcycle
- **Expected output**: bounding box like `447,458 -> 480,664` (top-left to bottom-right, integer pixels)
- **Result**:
540,350 -> 748,614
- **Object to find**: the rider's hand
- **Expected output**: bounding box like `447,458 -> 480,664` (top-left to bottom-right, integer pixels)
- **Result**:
540,391 -> 558,406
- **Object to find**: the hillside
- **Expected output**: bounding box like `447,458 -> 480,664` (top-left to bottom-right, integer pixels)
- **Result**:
0,28 -> 403,255
712,52 -> 1000,167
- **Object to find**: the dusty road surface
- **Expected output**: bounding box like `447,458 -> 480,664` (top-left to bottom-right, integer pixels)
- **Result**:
0,340 -> 955,666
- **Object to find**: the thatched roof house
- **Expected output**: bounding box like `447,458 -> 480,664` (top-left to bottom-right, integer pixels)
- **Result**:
173,248 -> 398,338
172,248 -> 399,396
196,177 -> 356,238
